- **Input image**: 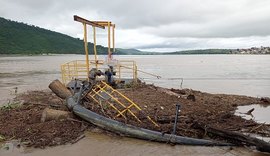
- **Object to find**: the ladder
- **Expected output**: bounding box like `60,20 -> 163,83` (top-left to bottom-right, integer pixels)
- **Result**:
88,81 -> 159,127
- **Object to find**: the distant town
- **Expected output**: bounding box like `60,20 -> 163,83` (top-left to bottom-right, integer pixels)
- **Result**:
230,46 -> 270,54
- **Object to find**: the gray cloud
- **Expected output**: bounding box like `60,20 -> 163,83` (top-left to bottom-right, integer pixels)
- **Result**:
1,0 -> 270,51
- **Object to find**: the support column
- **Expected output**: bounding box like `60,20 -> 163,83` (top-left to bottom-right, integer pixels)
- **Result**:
113,25 -> 115,53
93,26 -> 98,68
108,22 -> 111,61
83,23 -> 90,77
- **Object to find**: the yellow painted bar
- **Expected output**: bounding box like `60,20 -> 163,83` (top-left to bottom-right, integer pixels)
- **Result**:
88,81 -> 158,126
116,104 -> 135,117
61,59 -> 138,85
113,25 -> 115,52
107,101 -> 127,119
127,109 -> 142,123
83,23 -> 90,77
96,84 -> 127,109
100,81 -> 139,109
91,84 -> 107,96
147,116 -> 159,127
108,22 -> 111,61
93,26 -> 98,68
91,90 -> 127,119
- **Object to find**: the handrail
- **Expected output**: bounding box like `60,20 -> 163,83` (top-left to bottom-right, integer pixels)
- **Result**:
61,60 -> 138,84
120,65 -> 161,79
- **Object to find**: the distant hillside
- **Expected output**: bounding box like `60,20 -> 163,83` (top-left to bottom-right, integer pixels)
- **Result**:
116,48 -> 157,55
0,17 -> 109,54
167,49 -> 232,55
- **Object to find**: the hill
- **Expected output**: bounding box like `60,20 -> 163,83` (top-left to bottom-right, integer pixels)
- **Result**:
0,17 -> 109,54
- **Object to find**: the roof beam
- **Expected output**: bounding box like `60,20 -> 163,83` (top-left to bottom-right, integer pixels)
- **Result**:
91,21 -> 115,27
74,15 -> 105,29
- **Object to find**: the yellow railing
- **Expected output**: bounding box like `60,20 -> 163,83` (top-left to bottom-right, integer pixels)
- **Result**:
88,81 -> 159,127
61,60 -> 138,84
114,60 -> 138,82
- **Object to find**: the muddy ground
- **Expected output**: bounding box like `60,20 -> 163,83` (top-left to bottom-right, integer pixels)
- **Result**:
0,83 -> 270,148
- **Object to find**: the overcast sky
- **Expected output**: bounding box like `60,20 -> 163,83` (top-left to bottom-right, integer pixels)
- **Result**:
1,0 -> 270,52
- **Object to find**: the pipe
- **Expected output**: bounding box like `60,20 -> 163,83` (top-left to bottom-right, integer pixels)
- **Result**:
66,97 -> 232,146
172,104 -> 180,135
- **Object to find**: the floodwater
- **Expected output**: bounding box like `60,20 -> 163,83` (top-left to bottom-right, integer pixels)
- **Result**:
1,132 -> 270,156
0,54 -> 270,156
235,104 -> 270,124
0,54 -> 269,105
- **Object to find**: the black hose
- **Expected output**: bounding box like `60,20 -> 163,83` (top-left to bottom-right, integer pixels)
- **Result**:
66,97 -> 232,146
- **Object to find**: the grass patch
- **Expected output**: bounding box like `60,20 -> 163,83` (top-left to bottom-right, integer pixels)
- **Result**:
0,101 -> 21,111
0,134 -> 5,142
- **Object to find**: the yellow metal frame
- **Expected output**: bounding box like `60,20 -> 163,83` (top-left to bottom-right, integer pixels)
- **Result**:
69,15 -> 138,84
60,16 -> 158,127
61,60 -> 138,85
88,81 -> 159,127
74,15 -> 116,68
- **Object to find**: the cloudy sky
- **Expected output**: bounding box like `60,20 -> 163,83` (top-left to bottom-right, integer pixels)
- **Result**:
1,0 -> 270,52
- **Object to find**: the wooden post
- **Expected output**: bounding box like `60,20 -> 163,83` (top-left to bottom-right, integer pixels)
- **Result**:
48,79 -> 72,99
41,108 -> 73,122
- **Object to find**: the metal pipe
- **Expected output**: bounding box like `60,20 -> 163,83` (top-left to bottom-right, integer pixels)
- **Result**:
108,22 -> 111,61
113,25 -> 115,52
76,83 -> 85,105
173,104 -> 181,135
83,23 -> 90,78
65,97 -> 232,146
93,26 -> 98,68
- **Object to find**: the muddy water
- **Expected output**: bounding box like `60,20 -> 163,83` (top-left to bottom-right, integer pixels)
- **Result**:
1,132 -> 269,156
235,104 -> 270,124
1,55 -> 270,155
1,55 -> 270,105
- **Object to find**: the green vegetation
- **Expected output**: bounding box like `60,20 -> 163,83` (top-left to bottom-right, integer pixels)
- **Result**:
0,17 -> 109,55
0,134 -> 5,142
0,101 -> 21,111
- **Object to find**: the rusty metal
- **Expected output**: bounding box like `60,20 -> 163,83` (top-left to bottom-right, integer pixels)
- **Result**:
74,15 -> 105,29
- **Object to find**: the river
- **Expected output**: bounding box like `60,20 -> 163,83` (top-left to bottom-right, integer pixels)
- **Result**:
0,54 -> 270,155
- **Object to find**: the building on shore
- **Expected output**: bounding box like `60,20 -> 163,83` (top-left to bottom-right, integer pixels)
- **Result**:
230,46 -> 270,54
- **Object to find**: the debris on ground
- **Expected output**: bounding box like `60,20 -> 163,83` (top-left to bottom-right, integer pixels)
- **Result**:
0,84 -> 269,148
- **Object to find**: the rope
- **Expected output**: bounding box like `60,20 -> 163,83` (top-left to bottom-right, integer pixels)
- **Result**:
140,77 -> 270,80
119,65 -> 162,79
136,69 -> 162,79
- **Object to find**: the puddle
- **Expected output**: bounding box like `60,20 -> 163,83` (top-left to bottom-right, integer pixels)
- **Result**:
246,133 -> 270,143
235,104 -> 270,124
